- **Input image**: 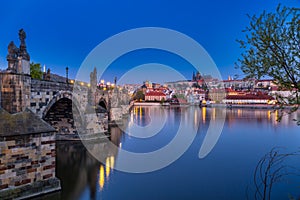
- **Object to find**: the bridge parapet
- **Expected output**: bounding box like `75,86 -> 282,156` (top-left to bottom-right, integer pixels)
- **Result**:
31,79 -> 72,92
30,79 -> 74,117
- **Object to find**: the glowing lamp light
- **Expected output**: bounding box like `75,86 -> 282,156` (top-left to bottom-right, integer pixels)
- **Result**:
101,80 -> 105,84
99,165 -> 105,190
107,82 -> 111,86
202,106 -> 206,123
70,80 -> 74,84
80,82 -> 84,86
88,83 -> 91,87
106,157 -> 111,178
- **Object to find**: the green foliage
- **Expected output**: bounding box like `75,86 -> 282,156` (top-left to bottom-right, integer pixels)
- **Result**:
237,5 -> 300,122
237,5 -> 299,91
133,90 -> 145,101
172,93 -> 186,100
30,62 -> 43,79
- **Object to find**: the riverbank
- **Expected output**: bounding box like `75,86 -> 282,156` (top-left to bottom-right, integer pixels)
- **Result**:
134,102 -> 162,106
209,103 -> 297,110
133,102 -> 297,110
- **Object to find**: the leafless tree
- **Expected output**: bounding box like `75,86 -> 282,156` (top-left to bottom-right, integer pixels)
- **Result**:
247,147 -> 300,200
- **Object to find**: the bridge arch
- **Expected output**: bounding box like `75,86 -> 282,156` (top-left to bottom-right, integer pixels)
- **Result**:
42,91 -> 74,119
42,91 -> 83,135
98,98 -> 108,113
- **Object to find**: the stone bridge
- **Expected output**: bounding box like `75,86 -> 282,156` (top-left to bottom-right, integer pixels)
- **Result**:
31,78 -> 105,135
30,78 -> 111,116
0,72 -> 131,136
0,29 -> 132,137
0,29 -> 132,199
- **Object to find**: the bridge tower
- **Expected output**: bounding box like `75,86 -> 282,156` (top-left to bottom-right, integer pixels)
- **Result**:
0,29 -> 31,113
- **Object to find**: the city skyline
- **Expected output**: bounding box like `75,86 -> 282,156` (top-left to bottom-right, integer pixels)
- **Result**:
0,0 -> 299,84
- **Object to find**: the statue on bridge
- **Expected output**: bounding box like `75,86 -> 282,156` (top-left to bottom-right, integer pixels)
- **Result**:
6,29 -> 30,73
6,41 -> 19,72
18,28 -> 30,61
19,29 -> 26,45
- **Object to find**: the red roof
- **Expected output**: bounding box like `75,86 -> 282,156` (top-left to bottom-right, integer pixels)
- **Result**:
226,93 -> 274,100
145,91 -> 166,96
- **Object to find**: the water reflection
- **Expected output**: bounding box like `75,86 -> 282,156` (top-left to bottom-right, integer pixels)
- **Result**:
98,156 -> 115,191
99,165 -> 104,190
226,108 -> 299,126
54,126 -> 122,200
55,141 -> 96,200
202,106 -> 206,123
51,106 -> 299,200
127,106 -> 285,133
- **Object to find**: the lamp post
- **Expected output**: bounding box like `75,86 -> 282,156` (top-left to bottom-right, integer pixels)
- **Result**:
66,66 -> 69,85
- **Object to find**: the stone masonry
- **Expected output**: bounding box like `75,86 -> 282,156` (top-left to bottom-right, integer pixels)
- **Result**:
0,108 -> 61,199
0,73 -> 31,114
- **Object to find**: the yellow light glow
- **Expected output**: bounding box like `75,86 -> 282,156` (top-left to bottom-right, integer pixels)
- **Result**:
202,107 -> 206,123
70,80 -> 74,84
194,109 -> 197,127
139,106 -> 142,118
110,156 -> 115,169
237,109 -> 242,117
80,82 -> 84,86
268,100 -> 277,105
87,83 -> 91,87
111,83 -> 115,87
103,88 -> 107,91
99,165 -> 105,190
106,157 -> 110,178
267,110 -> 271,121
212,108 -> 216,120
101,80 -> 105,84
107,82 -> 111,86
275,110 -> 279,123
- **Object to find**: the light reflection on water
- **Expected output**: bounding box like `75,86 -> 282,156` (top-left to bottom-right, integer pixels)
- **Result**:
47,107 -> 299,200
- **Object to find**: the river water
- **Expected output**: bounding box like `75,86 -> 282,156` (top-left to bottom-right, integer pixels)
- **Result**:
43,106 -> 300,200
